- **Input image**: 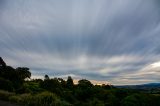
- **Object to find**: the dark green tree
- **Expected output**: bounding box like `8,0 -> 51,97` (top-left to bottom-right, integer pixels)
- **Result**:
66,76 -> 74,89
16,67 -> 31,80
58,78 -> 66,88
0,57 -> 31,91
40,77 -> 62,94
78,79 -> 93,88
44,74 -> 49,80
75,79 -> 93,101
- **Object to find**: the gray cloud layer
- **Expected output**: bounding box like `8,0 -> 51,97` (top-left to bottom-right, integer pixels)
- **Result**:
1,0 -> 160,85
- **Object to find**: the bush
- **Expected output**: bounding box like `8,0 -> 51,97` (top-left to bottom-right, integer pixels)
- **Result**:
0,77 -> 14,91
105,94 -> 119,106
9,95 -> 21,103
23,82 -> 43,93
20,92 -> 70,106
121,93 -> 153,106
0,90 -> 15,100
88,98 -> 105,106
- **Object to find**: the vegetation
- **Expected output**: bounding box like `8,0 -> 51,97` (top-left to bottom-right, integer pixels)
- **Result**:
0,57 -> 160,106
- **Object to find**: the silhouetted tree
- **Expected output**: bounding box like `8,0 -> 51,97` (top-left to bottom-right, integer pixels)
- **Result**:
0,57 -> 31,91
102,84 -> 112,89
44,74 -> 49,80
40,77 -> 62,94
0,57 -> 6,68
66,76 -> 74,89
58,78 -> 66,88
16,67 -> 31,80
78,79 -> 93,88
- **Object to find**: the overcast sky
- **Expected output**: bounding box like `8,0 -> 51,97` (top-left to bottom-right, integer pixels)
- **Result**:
1,0 -> 160,85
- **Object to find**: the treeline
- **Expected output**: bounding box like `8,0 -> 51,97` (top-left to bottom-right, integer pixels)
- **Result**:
0,57 -> 160,106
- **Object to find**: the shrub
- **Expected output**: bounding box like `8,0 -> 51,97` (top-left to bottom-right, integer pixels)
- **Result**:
0,90 -> 15,100
34,92 -> 59,105
0,77 -> 14,91
9,95 -> 21,103
121,93 -> 153,106
20,92 -> 71,106
89,98 -> 105,106
23,82 -> 43,93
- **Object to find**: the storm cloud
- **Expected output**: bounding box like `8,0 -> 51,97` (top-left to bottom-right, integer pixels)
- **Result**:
1,0 -> 160,85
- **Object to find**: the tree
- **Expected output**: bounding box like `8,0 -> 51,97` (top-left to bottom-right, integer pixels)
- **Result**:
16,67 -> 31,80
40,78 -> 62,94
78,79 -> 93,88
66,76 -> 74,89
75,79 -> 93,101
121,93 -> 153,106
44,74 -> 49,80
105,94 -> 119,106
0,57 -> 31,91
0,57 -> 6,68
58,78 -> 66,88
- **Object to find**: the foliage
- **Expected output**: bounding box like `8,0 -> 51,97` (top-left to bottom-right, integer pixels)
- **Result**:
44,74 -> 49,80
9,95 -> 22,103
0,90 -> 15,101
23,82 -> 43,93
78,79 -> 93,88
40,78 -> 62,95
0,58 -> 31,91
66,76 -> 74,89
7,92 -> 70,106
22,92 -> 56,105
0,77 -> 14,91
15,67 -> 31,80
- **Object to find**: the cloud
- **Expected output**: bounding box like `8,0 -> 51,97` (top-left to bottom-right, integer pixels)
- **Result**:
0,0 -> 160,84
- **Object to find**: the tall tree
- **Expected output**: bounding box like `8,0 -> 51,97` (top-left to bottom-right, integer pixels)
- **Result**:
66,76 -> 74,89
44,74 -> 49,80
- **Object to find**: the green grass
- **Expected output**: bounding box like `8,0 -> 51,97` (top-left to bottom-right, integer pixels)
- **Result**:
8,91 -> 71,106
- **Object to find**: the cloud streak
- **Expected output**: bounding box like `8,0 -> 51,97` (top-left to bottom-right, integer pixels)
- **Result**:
0,0 -> 160,84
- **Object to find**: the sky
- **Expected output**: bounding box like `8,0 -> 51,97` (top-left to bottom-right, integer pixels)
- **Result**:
0,0 -> 160,85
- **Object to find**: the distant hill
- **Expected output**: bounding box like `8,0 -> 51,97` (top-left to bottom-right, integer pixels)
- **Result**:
116,83 -> 160,89
115,83 -> 160,93
140,83 -> 160,88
